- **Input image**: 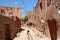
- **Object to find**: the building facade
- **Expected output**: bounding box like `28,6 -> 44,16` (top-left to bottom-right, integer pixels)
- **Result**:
26,0 -> 60,39
0,6 -> 21,20
0,6 -> 21,40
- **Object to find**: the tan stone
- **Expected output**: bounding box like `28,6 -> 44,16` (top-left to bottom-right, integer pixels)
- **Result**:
0,6 -> 21,19
26,0 -> 60,39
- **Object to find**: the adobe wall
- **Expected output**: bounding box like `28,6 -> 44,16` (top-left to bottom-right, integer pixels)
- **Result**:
32,0 -> 59,38
0,14 -> 21,40
0,6 -> 21,19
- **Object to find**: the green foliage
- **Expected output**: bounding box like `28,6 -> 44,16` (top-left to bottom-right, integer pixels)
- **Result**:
21,16 -> 28,23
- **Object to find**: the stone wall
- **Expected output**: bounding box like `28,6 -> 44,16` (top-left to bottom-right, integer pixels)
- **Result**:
32,0 -> 59,37
0,6 -> 21,19
0,14 -> 21,40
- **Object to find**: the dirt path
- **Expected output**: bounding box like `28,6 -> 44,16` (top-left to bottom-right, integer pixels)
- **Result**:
13,27 -> 51,40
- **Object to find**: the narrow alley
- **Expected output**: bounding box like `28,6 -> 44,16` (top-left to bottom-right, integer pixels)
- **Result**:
0,0 -> 60,40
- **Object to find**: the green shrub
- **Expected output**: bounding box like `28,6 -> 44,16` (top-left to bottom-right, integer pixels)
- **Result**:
21,16 -> 28,23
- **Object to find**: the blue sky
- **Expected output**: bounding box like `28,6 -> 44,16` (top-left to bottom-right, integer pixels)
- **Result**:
0,0 -> 37,15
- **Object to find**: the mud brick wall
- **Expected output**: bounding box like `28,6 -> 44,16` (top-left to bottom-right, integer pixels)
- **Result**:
0,14 -> 21,40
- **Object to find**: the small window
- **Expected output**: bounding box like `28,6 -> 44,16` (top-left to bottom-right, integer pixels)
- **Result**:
40,2 -> 42,10
29,16 -> 31,18
9,12 -> 13,15
47,0 -> 51,6
1,9 -> 5,14
11,16 -> 14,19
6,8 -> 9,11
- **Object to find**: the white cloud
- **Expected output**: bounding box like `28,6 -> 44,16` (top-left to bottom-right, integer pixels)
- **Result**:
34,4 -> 36,6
